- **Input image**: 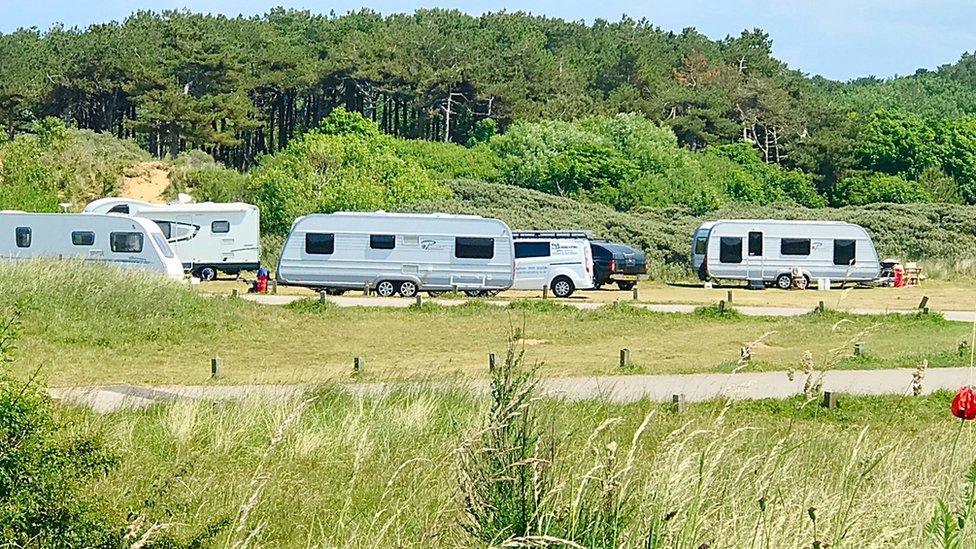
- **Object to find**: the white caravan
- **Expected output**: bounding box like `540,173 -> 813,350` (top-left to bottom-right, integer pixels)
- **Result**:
84,198 -> 260,280
691,220 -> 880,289
511,231 -> 595,298
276,212 -> 515,297
0,212 -> 184,280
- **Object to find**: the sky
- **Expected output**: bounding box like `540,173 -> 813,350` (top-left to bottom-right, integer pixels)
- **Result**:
0,0 -> 974,81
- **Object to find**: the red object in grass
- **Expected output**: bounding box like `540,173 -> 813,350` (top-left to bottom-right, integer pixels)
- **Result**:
951,386 -> 976,420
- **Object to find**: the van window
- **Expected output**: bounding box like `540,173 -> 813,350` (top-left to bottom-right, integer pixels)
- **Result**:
719,237 -> 742,264
515,241 -> 551,259
15,227 -> 31,248
455,237 -> 494,259
781,238 -> 811,256
154,221 -> 172,239
211,220 -> 230,233
833,239 -> 856,266
694,237 -> 707,255
370,234 -> 396,250
748,232 -> 763,257
71,231 -> 95,246
110,232 -> 144,253
152,233 -> 176,258
305,233 -> 334,255
108,204 -> 130,214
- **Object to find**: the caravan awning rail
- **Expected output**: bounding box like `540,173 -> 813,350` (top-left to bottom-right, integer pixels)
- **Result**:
512,230 -> 591,240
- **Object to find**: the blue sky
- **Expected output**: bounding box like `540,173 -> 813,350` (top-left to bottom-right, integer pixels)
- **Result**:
1,0 -> 973,81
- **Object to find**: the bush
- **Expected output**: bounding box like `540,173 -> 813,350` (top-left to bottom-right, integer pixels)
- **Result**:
166,150 -> 252,203
830,173 -> 931,206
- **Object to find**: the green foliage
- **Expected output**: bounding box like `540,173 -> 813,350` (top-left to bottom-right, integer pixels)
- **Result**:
167,150 -> 252,203
830,173 -> 931,206
251,110 -> 450,234
391,139 -> 499,181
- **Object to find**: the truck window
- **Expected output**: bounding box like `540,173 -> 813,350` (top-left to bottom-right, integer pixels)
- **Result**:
515,241 -> 550,258
305,233 -> 334,255
455,237 -> 494,259
694,237 -> 707,255
719,237 -> 742,264
748,232 -> 763,257
370,234 -> 396,250
154,221 -> 172,239
781,238 -> 811,256
833,239 -> 856,266
71,231 -> 95,246
211,220 -> 230,233
15,227 -> 31,248
110,232 -> 144,253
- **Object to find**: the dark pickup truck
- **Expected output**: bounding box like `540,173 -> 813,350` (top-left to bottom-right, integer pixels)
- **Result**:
590,241 -> 647,290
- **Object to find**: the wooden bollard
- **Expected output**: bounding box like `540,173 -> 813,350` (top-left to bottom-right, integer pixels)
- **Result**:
817,300 -> 825,313
821,391 -> 838,409
718,300 -> 726,312
854,342 -> 863,357
271,279 -> 278,294
672,393 -> 686,414
353,356 -> 364,375
231,288 -> 238,298
632,286 -> 639,301
363,282 -> 370,296
319,290 -> 327,304
619,348 -> 630,368
918,296 -> 929,310
489,352 -> 497,372
211,356 -> 223,379
415,293 -> 423,307
727,290 -> 733,304
542,284 -> 549,299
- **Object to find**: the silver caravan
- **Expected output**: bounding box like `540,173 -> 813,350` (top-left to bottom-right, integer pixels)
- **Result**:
84,198 -> 260,280
276,212 -> 515,297
691,220 -> 880,289
0,212 -> 184,280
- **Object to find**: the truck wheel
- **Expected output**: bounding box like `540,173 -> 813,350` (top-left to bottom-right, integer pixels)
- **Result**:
775,274 -> 793,290
616,281 -> 636,291
376,280 -> 397,297
197,266 -> 217,281
397,281 -> 418,297
551,276 -> 575,298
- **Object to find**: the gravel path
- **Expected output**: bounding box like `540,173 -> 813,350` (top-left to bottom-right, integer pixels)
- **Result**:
48,366 -> 974,413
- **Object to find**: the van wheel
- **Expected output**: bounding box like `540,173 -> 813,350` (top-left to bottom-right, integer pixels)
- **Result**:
376,280 -> 397,297
616,281 -> 636,291
551,276 -> 575,298
397,281 -> 418,298
196,266 -> 217,281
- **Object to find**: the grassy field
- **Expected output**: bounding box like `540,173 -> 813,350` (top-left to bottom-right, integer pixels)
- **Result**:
67,388 -> 976,547
3,262 -> 972,387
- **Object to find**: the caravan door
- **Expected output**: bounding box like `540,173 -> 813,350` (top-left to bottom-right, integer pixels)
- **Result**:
745,230 -> 764,282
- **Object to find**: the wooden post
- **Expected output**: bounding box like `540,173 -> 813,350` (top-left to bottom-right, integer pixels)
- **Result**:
918,296 -> 929,310
542,284 -> 549,299
452,284 -> 459,295
817,300 -> 825,313
489,352 -> 497,372
726,290 -> 733,304
740,346 -> 751,362
271,279 -> 277,295
231,288 -> 238,298
363,282 -> 370,296
211,356 -> 222,379
415,293 -> 423,307
319,290 -> 327,304
353,356 -> 363,375
632,286 -> 639,301
854,342 -> 863,357
672,393 -> 686,414
718,300 -> 726,312
619,348 -> 630,368
821,391 -> 838,409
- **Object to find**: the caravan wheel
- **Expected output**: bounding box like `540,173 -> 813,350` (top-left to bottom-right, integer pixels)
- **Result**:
376,280 -> 397,297
197,266 -> 217,281
397,281 -> 418,298
775,274 -> 792,290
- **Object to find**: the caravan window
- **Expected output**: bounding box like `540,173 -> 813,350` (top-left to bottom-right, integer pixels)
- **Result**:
719,237 -> 742,264
211,220 -> 230,234
152,233 -> 176,258
154,221 -> 172,239
781,238 -> 811,256
748,232 -> 763,257
370,235 -> 396,250
694,237 -> 707,255
110,232 -> 143,253
515,241 -> 551,259
455,237 -> 494,259
15,227 -> 31,248
305,233 -> 334,255
833,239 -> 856,266
108,204 -> 129,214
71,231 -> 95,246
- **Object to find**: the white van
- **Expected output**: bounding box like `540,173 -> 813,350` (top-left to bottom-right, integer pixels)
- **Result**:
511,231 -> 594,298
692,219 -> 880,289
84,198 -> 260,280
0,212 -> 184,280
276,212 -> 515,297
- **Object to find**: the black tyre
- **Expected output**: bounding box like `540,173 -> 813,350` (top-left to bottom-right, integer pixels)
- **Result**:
325,288 -> 346,296
397,281 -> 418,297
196,266 -> 217,281
463,290 -> 484,297
551,276 -> 575,298
427,291 -> 444,297
376,280 -> 397,297
775,274 -> 792,290
616,281 -> 636,291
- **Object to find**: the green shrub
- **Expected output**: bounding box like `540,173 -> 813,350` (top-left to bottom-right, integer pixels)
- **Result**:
166,150 -> 252,203
830,172 -> 931,206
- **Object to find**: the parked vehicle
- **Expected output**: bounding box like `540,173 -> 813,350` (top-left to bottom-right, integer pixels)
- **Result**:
691,220 -> 880,289
275,212 -> 515,297
0,211 -> 184,280
84,198 -> 260,280
511,231 -> 594,298
590,241 -> 647,290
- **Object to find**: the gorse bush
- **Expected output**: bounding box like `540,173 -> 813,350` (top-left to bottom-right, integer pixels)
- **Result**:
830,172 -> 931,206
